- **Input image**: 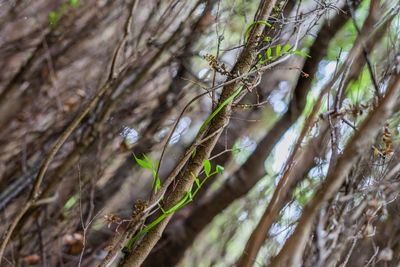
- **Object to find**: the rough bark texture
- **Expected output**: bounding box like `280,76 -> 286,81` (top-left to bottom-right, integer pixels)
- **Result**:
120,1 -> 278,266
142,5 -> 352,266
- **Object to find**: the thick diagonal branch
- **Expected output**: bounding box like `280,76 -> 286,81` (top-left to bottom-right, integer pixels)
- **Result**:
141,4 -> 353,266
120,1 -> 278,266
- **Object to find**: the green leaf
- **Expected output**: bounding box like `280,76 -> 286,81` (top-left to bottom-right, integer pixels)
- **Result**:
48,11 -> 60,26
275,44 -> 281,57
155,178 -> 161,191
143,154 -> 153,165
134,155 -> 152,170
267,47 -> 272,60
203,159 -> 211,177
283,44 -> 291,54
64,196 -> 77,210
70,0 -> 79,7
216,165 -> 224,174
257,54 -> 266,65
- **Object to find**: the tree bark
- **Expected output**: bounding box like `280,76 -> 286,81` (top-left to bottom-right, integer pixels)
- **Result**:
120,0 -> 278,266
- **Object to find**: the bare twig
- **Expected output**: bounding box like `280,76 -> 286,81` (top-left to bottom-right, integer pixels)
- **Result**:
269,65 -> 400,267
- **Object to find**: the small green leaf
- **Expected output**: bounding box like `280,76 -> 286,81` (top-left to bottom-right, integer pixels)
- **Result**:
70,0 -> 80,8
203,159 -> 211,177
258,53 -> 267,65
64,196 -> 77,210
143,154 -> 153,165
134,155 -> 152,170
283,44 -> 291,54
155,178 -> 161,191
216,165 -> 224,174
263,36 -> 271,42
267,47 -> 272,60
48,11 -> 60,26
275,45 -> 281,57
